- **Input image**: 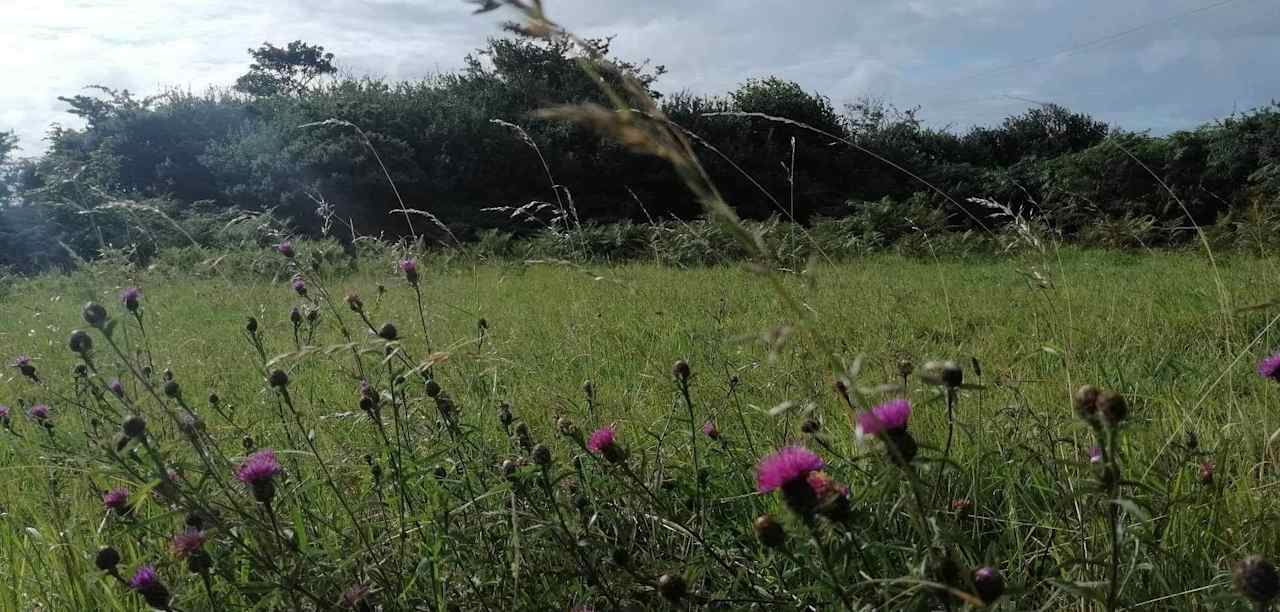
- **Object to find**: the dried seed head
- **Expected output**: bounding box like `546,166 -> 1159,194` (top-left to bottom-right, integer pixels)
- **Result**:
753,514 -> 786,548
69,329 -> 93,354
656,574 -> 687,602
897,359 -> 914,379
82,302 -> 108,328
498,403 -> 514,428
1235,555 -> 1280,604
500,459 -> 517,479
941,361 -> 964,388
345,293 -> 364,313
556,416 -> 578,437
581,380 -> 594,399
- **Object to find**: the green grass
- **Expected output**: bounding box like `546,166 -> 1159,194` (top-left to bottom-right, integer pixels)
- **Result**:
2,248 -> 1280,610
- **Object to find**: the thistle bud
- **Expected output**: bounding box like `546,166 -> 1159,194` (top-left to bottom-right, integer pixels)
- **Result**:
801,417 -> 821,434
246,317 -> 258,333
897,359 -> 914,379
500,459 -> 517,479
1235,555 -> 1280,605
753,514 -> 785,548
94,546 -> 121,571
582,380 -> 594,399
532,444 -> 552,466
82,302 -> 108,328
163,380 -> 180,399
656,574 -> 687,602
69,329 -> 93,354
377,322 -> 399,341
498,403 -> 514,428
556,416 -> 577,437
973,567 -> 1005,604
432,464 -> 448,480
1097,390 -> 1127,425
122,415 -> 146,440
1074,385 -> 1100,421
424,379 -> 442,398
941,361 -> 963,388
289,307 -> 302,325
345,293 -> 364,313
672,359 -> 690,382
268,369 -> 289,389
208,392 -> 220,406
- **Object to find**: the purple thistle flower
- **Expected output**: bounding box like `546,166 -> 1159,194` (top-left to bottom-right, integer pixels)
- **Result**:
103,487 -> 130,511
129,565 -> 158,590
755,446 -> 824,493
342,584 -> 371,608
701,420 -> 719,440
236,449 -> 283,484
11,355 -> 38,382
856,399 -> 912,438
28,404 -> 49,421
109,379 -> 125,398
12,355 -> 31,368
120,287 -> 141,311
291,276 -> 307,296
171,528 -> 207,558
399,258 -> 419,284
0,405 -> 8,419
586,426 -> 616,453
276,241 -> 295,258
1087,446 -> 1103,464
1259,353 -> 1280,381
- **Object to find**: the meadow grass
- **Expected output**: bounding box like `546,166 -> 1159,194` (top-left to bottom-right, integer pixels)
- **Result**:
1,247 -> 1279,610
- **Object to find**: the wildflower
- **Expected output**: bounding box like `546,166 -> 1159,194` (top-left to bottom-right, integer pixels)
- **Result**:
856,399 -> 911,438
82,302 -> 108,328
1258,353 -> 1280,381
1087,446 -> 1103,464
276,241 -> 295,258
12,355 -> 38,382
1199,462 -> 1215,485
399,259 -> 419,284
951,498 -> 974,515
0,404 -> 8,424
171,528 -> 207,559
103,487 -> 131,514
128,565 -> 172,610
587,425 -> 627,463
701,420 -> 719,440
236,449 -> 283,504
121,287 -> 141,312
291,275 -> 307,297
1235,555 -> 1280,606
972,566 -> 1006,604
28,404 -> 50,423
95,546 -> 121,571
656,574 -> 687,602
753,514 -> 786,548
756,446 -> 825,515
109,379 -> 125,398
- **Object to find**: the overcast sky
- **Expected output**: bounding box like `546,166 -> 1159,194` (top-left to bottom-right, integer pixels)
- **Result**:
2,0 -> 1277,154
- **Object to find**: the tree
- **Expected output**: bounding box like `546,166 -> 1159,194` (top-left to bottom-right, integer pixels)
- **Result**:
234,41 -> 337,97
0,131 -> 16,204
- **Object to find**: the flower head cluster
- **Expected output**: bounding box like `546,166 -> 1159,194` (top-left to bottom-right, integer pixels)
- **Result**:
120,287 -> 141,312
236,449 -> 283,485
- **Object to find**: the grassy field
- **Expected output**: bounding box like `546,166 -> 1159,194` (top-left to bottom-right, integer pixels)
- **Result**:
2,247 -> 1280,610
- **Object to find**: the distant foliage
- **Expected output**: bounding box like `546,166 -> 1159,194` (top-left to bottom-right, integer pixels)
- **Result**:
4,31 -> 1280,273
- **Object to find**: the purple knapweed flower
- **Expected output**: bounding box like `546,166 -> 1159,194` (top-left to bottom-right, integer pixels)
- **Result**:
755,446 -> 825,493
11,355 -> 38,382
1259,353 -> 1280,381
129,565 -> 158,590
120,287 -> 141,312
171,528 -> 207,559
109,379 -> 125,398
856,399 -> 912,438
587,425 -> 626,463
103,487 -> 130,512
276,241 -> 295,258
701,420 -> 719,440
399,259 -> 419,284
28,404 -> 49,421
236,449 -> 282,485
